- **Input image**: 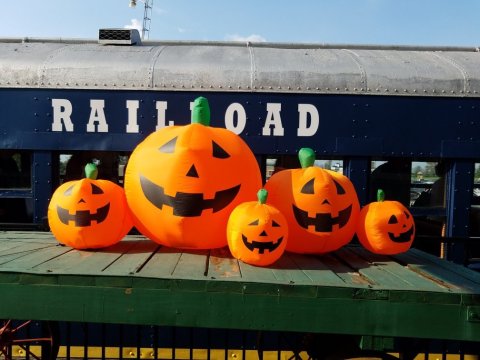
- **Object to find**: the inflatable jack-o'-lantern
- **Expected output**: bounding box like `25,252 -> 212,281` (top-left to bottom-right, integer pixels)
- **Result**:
227,189 -> 288,266
356,189 -> 415,254
124,97 -> 262,249
265,148 -> 360,254
48,163 -> 133,249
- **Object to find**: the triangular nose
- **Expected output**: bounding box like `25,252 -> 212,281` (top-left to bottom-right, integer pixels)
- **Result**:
186,165 -> 199,178
260,230 -> 268,236
78,198 -> 86,204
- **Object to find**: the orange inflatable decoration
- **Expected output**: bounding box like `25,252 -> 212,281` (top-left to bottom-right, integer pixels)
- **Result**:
48,163 -> 133,249
356,189 -> 415,254
124,97 -> 262,249
227,189 -> 288,266
265,148 -> 359,254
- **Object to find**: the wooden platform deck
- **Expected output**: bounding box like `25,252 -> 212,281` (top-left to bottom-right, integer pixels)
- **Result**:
0,231 -> 479,343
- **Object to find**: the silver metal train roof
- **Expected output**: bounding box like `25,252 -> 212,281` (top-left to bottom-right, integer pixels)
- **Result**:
1,37 -> 480,97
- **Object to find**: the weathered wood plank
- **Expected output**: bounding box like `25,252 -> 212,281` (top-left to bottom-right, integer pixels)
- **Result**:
101,239 -> 160,276
207,247 -> 241,280
0,244 -> 73,271
338,247 -> 450,291
393,250 -> 480,293
283,252 -> 356,287
0,231 -> 57,243
316,253 -> 373,287
171,249 -> 209,279
351,247 -> 450,292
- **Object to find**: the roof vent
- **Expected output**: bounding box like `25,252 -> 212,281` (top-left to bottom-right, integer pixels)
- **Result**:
98,28 -> 141,45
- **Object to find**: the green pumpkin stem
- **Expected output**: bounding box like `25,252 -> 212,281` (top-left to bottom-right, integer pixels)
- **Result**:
191,96 -> 211,126
377,189 -> 385,202
85,163 -> 98,180
298,147 -> 316,169
257,189 -> 268,204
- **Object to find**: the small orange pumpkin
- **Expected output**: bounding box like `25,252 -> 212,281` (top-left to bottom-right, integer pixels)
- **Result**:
265,148 -> 360,254
48,163 -> 133,249
227,189 -> 288,266
124,97 -> 262,249
356,189 -> 415,254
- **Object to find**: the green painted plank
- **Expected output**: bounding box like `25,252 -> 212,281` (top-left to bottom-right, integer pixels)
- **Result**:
409,248 -> 480,284
135,246 -> 183,279
27,237 -> 154,275
0,244 -> 73,271
238,259 -> 281,284
338,247 -> 442,291
316,252 -> 374,287
0,245 -> 58,266
287,252 -> 361,287
393,251 -> 480,293
102,239 -> 160,276
0,241 -> 57,260
207,247 -> 241,280
137,246 -> 210,281
352,247 -> 450,293
0,239 -> 27,253
0,282 -> 478,342
171,249 -> 210,280
0,231 -> 57,243
268,253 -> 311,284
30,247 -> 106,274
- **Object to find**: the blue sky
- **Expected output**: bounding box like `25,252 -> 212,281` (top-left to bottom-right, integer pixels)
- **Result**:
1,0 -> 479,46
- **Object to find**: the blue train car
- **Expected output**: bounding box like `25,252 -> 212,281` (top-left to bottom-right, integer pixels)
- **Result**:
1,29 -> 480,359
1,30 -> 479,263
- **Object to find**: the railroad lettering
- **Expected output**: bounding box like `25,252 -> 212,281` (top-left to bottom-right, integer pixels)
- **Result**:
51,98 -> 320,137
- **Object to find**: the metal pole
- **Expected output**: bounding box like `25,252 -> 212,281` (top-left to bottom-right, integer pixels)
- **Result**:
142,0 -> 153,39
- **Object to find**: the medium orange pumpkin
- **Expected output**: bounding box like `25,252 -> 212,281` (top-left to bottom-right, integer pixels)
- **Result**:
265,148 -> 359,254
124,97 -> 262,249
227,189 -> 288,266
356,189 -> 415,254
48,163 -> 133,249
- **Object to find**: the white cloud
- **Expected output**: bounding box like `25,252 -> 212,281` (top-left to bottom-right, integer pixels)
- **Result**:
124,19 -> 142,32
225,34 -> 267,42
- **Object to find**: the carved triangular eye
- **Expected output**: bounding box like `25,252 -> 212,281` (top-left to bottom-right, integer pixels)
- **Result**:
388,215 -> 398,224
159,137 -> 177,153
64,185 -> 74,196
212,141 -> 230,159
301,178 -> 315,194
91,183 -> 104,194
272,220 -> 281,227
404,211 -> 410,219
186,165 -> 199,178
248,219 -> 259,226
333,179 -> 346,195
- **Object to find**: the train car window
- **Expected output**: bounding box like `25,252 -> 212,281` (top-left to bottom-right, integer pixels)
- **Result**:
266,156 -> 344,180
60,151 -> 128,185
0,151 -> 31,189
470,163 -> 480,237
369,159 -> 411,207
410,161 -> 445,208
0,150 -> 32,224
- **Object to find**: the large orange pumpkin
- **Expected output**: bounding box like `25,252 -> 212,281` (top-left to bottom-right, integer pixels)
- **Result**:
265,148 -> 360,254
356,189 -> 415,254
48,163 -> 133,249
124,97 -> 262,249
227,189 -> 288,266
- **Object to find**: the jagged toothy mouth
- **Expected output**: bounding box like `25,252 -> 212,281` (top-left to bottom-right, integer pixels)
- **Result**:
388,225 -> 415,243
57,203 -> 110,227
292,204 -> 352,232
241,234 -> 284,254
140,175 -> 240,217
